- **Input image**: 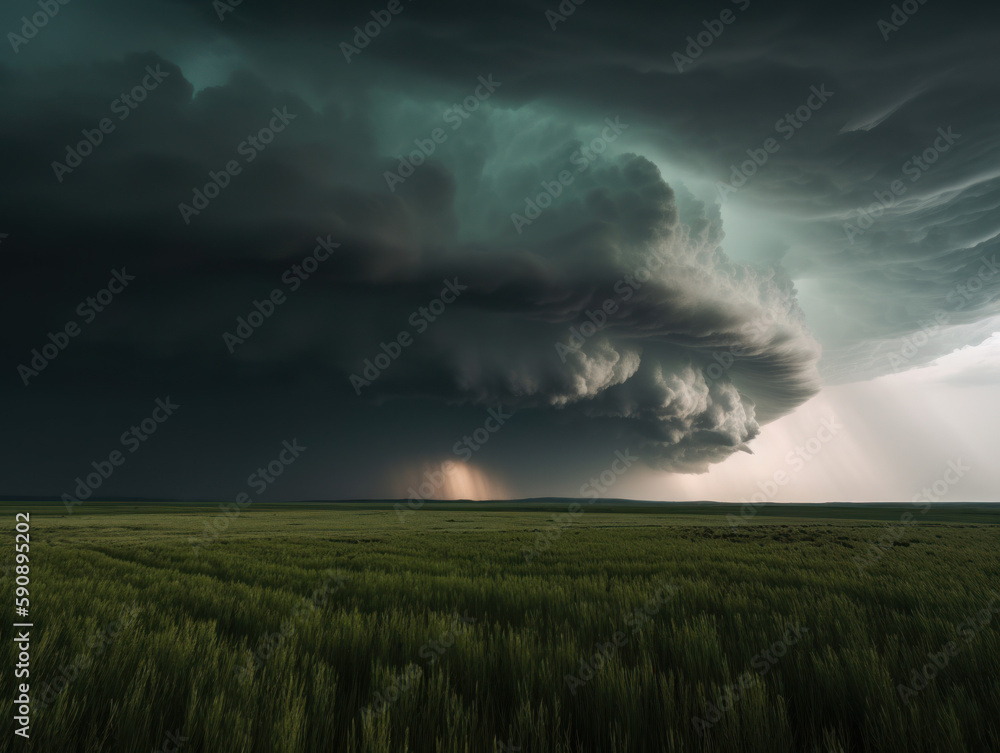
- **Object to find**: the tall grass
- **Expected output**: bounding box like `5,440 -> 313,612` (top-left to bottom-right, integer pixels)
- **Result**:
2,507 -> 998,752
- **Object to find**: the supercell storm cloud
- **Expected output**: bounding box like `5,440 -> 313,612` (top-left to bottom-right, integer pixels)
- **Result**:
2,0 -> 998,500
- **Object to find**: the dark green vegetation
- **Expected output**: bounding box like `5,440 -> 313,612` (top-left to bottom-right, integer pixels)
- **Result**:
2,503 -> 999,752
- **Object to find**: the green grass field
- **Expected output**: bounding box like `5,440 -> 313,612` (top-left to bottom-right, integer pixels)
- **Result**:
2,503 -> 999,752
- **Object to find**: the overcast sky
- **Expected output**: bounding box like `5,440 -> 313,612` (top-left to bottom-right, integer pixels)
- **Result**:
3,0 -> 998,503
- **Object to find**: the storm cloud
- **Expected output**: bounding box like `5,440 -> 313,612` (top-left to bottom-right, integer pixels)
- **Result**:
1,0 -> 997,499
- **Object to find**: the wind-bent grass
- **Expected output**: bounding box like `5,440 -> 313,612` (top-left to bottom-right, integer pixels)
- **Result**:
2,504 -> 998,752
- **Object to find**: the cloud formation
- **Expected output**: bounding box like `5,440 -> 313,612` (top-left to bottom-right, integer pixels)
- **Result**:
0,0 -> 996,498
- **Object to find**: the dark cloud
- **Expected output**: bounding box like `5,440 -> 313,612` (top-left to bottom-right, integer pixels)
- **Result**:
0,0 -> 996,497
